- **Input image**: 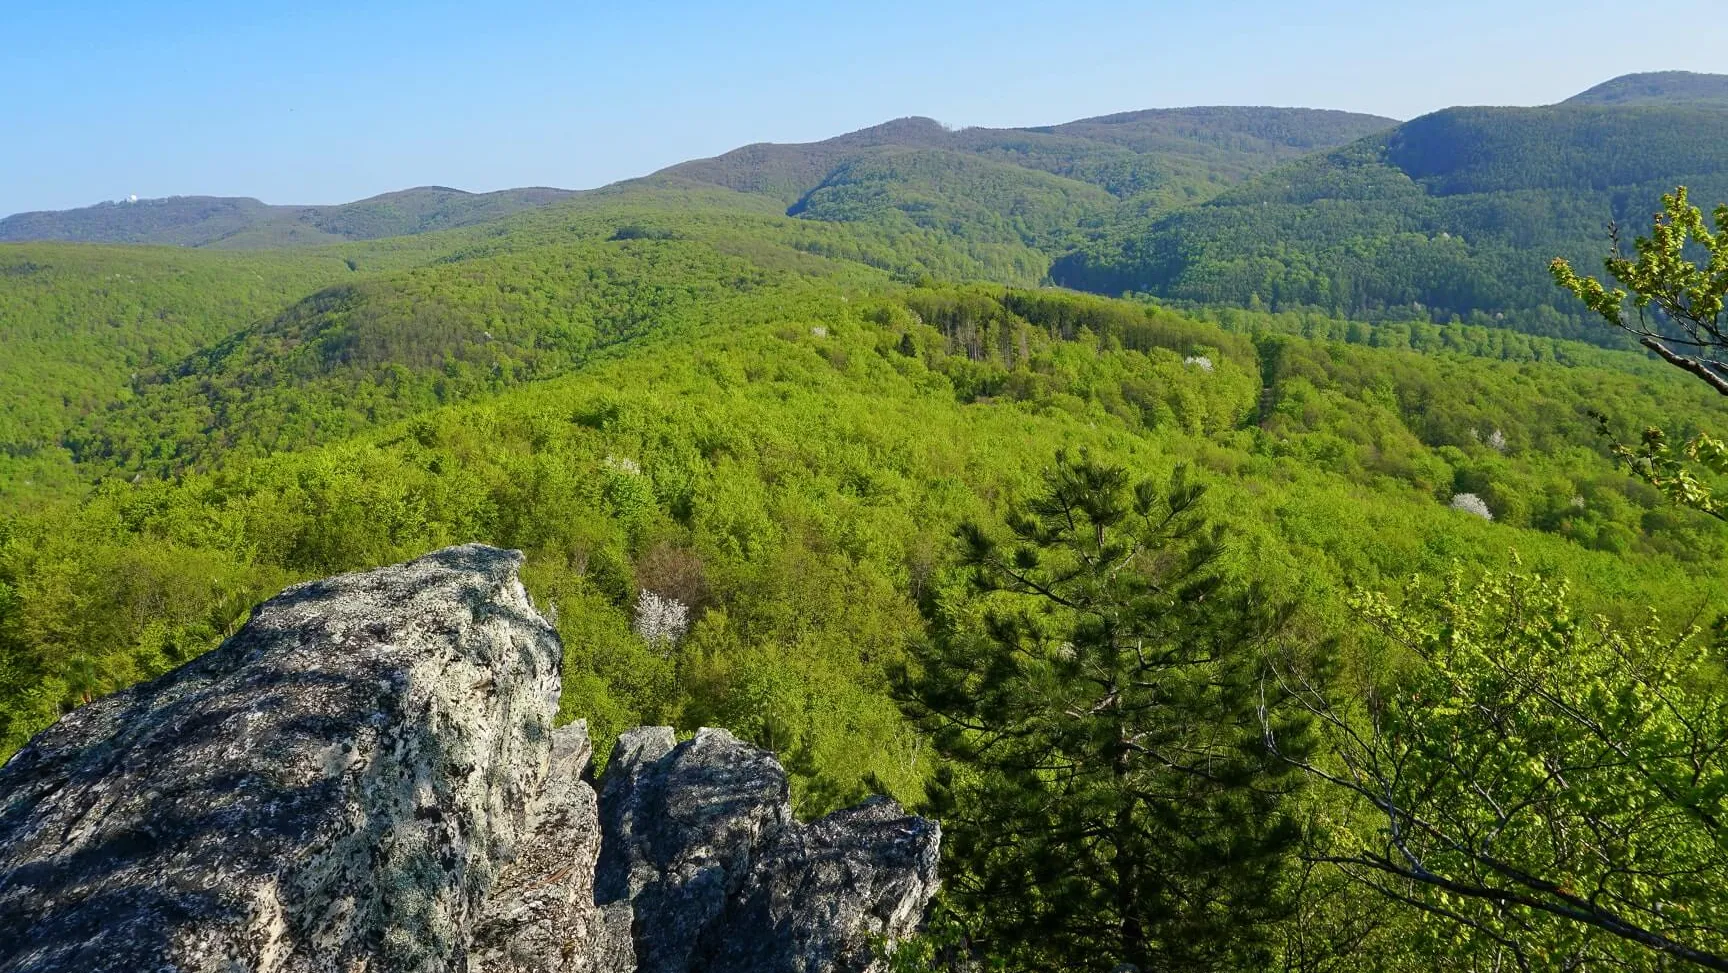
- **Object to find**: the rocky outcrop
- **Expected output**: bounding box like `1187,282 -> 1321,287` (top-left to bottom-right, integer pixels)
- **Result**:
597,727 -> 941,973
470,721 -> 634,973
0,545 -> 939,973
0,544 -> 564,973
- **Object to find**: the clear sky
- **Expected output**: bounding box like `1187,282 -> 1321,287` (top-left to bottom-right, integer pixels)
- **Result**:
5,0 -> 1726,217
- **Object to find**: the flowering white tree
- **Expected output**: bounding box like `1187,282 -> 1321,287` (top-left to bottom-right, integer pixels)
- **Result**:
633,589 -> 690,650
1449,493 -> 1494,520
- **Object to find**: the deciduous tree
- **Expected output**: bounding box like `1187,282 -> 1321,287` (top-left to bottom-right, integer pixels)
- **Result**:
1553,187 -> 1728,518
1270,568 -> 1728,970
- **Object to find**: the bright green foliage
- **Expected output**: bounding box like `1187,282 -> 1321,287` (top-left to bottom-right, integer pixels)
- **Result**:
1550,186 -> 1728,384
3,276 -> 1726,775
1553,187 -> 1728,517
1277,568 -> 1728,970
0,244 -> 406,506
0,187 -> 1073,509
876,902 -> 1004,973
1586,421 -> 1728,522
6,158 -> 1728,971
788,148 -> 1117,253
1058,107 -> 1728,343
64,239 -> 802,476
898,451 -> 1312,971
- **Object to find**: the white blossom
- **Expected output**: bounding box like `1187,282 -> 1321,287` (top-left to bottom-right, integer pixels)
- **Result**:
1449,493 -> 1494,520
810,325 -> 828,338
633,589 -> 690,650
604,455 -> 641,475
1183,355 -> 1214,372
1486,428 -> 1507,453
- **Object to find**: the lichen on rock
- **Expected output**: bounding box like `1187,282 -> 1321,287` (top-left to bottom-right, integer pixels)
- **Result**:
596,727 -> 940,973
0,544 -> 564,973
0,544 -> 939,973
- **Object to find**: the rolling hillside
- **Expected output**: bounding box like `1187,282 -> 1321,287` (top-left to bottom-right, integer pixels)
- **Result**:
1052,81 -> 1728,343
2,107 -> 1395,258
7,248 -> 1728,769
0,181 -> 1111,509
7,72 -> 1728,969
59,214 -> 891,477
649,107 -> 1396,245
0,185 -> 576,249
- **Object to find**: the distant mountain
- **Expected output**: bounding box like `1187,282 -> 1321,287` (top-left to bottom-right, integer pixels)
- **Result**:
1053,102 -> 1728,343
18,80 -> 1728,350
1,107 -> 1394,255
659,108 -> 1397,199
646,108 -> 1397,252
0,186 -> 576,249
1030,106 -> 1401,159
1565,71 -> 1728,108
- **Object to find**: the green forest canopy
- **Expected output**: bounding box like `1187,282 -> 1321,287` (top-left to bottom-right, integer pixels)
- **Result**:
6,81 -> 1728,970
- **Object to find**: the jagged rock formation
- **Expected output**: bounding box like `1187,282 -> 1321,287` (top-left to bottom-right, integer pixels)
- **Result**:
0,545 -> 938,973
597,727 -> 939,973
470,721 -> 635,973
0,544 -> 564,973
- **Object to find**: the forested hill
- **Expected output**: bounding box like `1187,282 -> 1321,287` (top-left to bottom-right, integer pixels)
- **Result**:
11,74 -> 1728,331
1564,70 -> 1728,107
654,107 -> 1398,202
0,185 -> 576,249
1052,93 -> 1728,344
643,107 -> 1396,250
11,68 -> 1728,971
1,107 -> 1394,255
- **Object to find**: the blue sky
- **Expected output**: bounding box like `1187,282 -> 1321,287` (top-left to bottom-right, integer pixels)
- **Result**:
4,0 -> 1726,216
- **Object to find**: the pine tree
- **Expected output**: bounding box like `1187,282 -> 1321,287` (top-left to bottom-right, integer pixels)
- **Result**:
897,450 -> 1310,972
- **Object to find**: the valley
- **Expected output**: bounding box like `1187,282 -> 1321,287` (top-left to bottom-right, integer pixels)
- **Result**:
3,68 -> 1728,971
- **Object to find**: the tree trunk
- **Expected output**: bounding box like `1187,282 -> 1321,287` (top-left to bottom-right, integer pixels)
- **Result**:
1115,727 -> 1149,970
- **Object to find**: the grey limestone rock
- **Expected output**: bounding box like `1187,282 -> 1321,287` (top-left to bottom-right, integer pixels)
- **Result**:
471,720 -> 633,973
0,545 -> 940,973
0,544 -> 563,973
595,727 -> 941,973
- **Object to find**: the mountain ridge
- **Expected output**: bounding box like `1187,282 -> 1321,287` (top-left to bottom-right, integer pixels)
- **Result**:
1,106 -> 1398,249
5,72 -> 1717,249
1564,70 -> 1728,107
652,106 -> 1399,202
5,73 -> 1724,345
0,185 -> 579,249
1052,97 -> 1728,342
